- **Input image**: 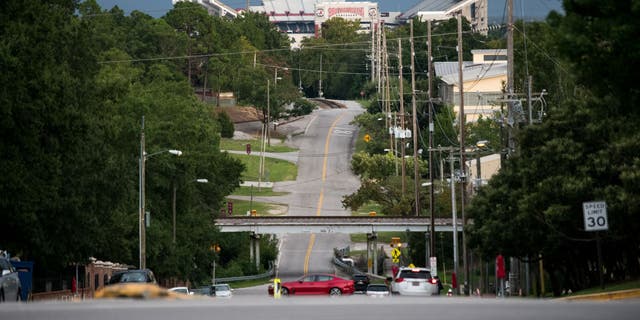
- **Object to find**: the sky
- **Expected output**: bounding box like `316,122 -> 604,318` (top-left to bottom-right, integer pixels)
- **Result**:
95,0 -> 564,20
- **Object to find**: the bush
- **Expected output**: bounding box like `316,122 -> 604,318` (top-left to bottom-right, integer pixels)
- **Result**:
287,98 -> 316,117
218,111 -> 235,138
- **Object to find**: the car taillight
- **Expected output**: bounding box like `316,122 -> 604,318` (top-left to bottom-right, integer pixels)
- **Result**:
395,278 -> 404,283
430,279 -> 438,284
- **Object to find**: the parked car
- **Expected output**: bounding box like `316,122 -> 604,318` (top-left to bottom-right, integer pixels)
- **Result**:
107,269 -> 157,285
168,286 -> 193,295
390,267 -> 438,296
353,274 -> 370,292
212,284 -> 232,297
268,274 -> 355,296
365,284 -> 390,297
0,255 -> 22,302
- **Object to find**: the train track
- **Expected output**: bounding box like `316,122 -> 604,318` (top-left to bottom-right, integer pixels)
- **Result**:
309,98 -> 346,109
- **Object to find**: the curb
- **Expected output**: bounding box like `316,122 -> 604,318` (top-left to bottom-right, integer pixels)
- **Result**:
561,288 -> 640,301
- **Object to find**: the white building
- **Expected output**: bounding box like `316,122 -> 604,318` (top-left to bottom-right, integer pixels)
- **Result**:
172,0 -> 238,19
400,0 -> 488,34
435,49 -> 507,123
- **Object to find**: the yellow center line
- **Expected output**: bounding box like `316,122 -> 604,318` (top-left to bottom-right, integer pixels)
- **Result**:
303,111 -> 346,274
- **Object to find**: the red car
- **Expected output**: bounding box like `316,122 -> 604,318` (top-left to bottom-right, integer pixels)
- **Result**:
268,274 -> 355,296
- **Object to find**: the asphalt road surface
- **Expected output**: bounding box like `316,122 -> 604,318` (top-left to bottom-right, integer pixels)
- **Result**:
2,295 -> 639,320
265,101 -> 364,279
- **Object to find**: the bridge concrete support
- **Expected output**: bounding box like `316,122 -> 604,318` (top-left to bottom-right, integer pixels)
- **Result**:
250,233 -> 261,269
366,233 -> 378,275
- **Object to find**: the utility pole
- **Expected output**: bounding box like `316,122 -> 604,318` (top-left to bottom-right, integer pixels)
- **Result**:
457,12 -> 469,296
318,54 -> 323,97
410,19 -> 420,217
506,0 -> 519,296
377,21 -> 382,94
139,116 -> 146,270
449,150 -> 459,295
382,28 -> 393,155
507,0 -> 515,155
398,39 -> 406,194
371,22 -> 375,81
427,19 -> 436,261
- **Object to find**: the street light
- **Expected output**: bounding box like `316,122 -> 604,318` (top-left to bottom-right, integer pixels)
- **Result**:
139,116 -> 182,270
474,140 -> 489,191
172,178 -> 208,243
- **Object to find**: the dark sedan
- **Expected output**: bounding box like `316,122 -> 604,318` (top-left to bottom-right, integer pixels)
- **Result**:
268,274 -> 355,296
353,274 -> 370,292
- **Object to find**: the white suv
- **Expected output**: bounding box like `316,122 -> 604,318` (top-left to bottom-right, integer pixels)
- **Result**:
391,267 -> 438,296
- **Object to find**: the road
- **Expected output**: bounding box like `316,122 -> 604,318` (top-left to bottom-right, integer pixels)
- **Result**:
259,101 -> 364,279
2,295 -> 639,320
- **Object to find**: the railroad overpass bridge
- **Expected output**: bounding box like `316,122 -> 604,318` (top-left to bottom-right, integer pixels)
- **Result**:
215,216 -> 463,234
216,216 -> 465,272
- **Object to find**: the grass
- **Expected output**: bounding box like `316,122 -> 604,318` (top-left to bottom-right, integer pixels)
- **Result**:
232,186 -> 288,197
221,138 -> 297,153
351,201 -> 383,216
350,231 -> 405,243
570,279 -> 640,296
229,153 -> 297,182
224,198 -> 286,216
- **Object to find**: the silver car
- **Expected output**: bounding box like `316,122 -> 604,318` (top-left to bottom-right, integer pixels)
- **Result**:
212,284 -> 232,298
0,256 -> 22,302
365,284 -> 390,297
390,267 -> 438,296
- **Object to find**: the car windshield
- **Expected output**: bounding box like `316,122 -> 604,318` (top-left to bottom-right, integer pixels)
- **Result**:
214,285 -> 230,291
120,271 -> 147,282
398,269 -> 431,279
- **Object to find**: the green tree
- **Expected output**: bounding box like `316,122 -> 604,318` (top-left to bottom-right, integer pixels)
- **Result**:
467,0 -> 640,294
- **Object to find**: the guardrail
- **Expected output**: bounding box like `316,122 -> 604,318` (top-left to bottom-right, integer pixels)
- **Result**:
213,261 -> 275,284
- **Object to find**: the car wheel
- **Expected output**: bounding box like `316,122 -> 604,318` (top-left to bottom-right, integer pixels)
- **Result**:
280,287 -> 289,296
329,288 -> 342,296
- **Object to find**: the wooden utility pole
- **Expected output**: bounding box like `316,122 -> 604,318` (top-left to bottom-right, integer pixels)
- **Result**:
427,19 -> 436,261
383,29 -> 394,157
457,12 -> 469,296
398,39 -> 406,194
410,19 -> 420,217
507,0 -> 515,155
371,21 -> 376,81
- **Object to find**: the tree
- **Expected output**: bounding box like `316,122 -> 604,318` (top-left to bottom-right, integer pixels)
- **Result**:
466,0 -> 640,294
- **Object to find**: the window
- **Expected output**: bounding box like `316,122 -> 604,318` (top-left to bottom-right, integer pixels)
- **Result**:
316,275 -> 332,282
103,274 -> 108,286
484,55 -> 507,62
94,274 -> 99,289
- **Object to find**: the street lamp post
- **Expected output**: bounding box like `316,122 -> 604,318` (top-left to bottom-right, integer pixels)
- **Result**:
172,178 -> 208,243
139,116 -> 182,270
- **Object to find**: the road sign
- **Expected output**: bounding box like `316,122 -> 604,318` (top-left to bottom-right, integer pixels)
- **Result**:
391,247 -> 401,264
246,143 -> 251,155
430,257 -> 438,276
364,134 -> 371,142
583,201 -> 608,231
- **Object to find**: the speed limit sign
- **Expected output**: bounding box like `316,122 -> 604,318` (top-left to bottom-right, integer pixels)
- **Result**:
583,201 -> 608,231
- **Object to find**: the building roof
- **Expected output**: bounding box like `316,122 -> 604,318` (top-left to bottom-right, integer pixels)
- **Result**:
437,62 -> 507,86
401,0 -> 478,19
